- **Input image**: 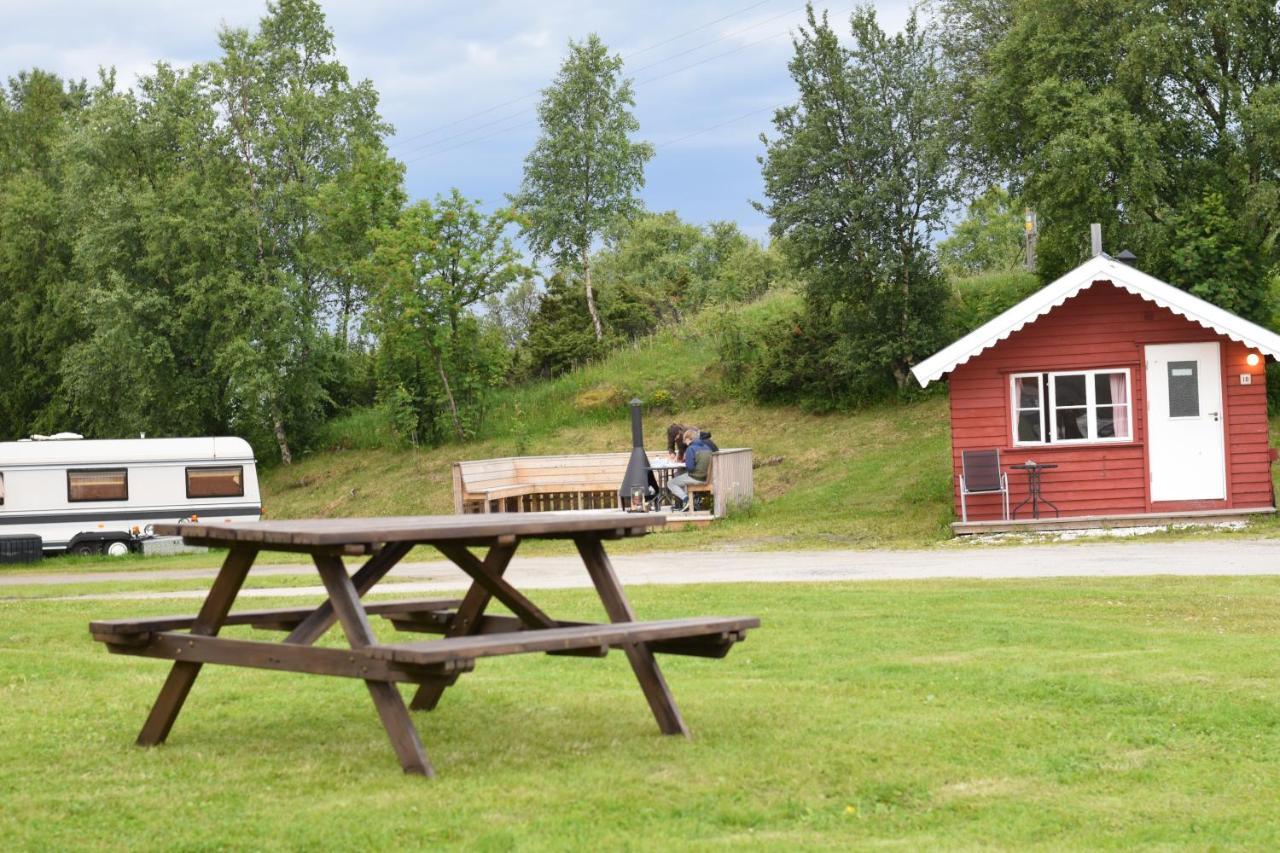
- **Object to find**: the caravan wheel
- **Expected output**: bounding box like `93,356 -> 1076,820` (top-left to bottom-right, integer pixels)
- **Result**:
68,541 -> 102,557
106,541 -> 131,558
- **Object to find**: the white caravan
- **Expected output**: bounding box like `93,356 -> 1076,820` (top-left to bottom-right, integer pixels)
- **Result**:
0,435 -> 260,555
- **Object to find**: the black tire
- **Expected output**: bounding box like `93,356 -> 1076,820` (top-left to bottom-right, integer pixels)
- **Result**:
68,540 -> 102,557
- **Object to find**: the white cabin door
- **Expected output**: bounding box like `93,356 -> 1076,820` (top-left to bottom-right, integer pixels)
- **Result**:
1145,342 -> 1226,502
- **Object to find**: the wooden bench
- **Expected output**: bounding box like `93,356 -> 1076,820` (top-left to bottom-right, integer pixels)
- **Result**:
453,452 -> 639,513
454,449 -> 755,518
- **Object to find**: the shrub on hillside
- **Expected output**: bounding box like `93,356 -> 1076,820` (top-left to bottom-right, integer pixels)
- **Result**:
947,269 -> 1041,336
574,384 -> 625,412
648,388 -> 675,413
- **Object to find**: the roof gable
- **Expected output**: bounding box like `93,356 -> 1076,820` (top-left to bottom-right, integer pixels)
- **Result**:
912,255 -> 1280,386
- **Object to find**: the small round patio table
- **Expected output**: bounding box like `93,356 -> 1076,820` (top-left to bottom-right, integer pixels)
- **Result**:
1009,461 -> 1060,520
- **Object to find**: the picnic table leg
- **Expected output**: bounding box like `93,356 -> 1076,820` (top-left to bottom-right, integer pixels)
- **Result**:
284,541 -> 415,646
573,537 -> 690,738
136,546 -> 258,747
313,554 -> 434,777
409,540 -> 520,711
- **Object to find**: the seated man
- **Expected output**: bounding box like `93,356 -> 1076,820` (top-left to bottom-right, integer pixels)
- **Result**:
667,428 -> 712,511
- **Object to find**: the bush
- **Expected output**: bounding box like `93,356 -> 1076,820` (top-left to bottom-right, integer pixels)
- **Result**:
648,388 -> 675,413
574,384 -> 625,412
947,269 -> 1041,336
311,405 -> 401,452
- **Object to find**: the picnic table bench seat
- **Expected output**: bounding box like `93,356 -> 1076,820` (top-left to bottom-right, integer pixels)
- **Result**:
91,605 -> 755,663
90,598 -> 465,640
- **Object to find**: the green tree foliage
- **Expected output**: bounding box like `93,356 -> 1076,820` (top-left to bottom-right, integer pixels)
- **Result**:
758,5 -> 956,400
208,0 -> 399,462
510,34 -> 653,342
0,1 -> 402,459
521,273 -> 604,379
363,191 -> 524,442
594,212 -> 784,340
937,187 -> 1027,278
0,70 -> 87,438
946,268 -> 1042,336
952,0 -> 1280,320
518,212 -> 788,378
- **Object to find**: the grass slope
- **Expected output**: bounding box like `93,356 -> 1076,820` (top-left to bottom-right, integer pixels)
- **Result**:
264,294 -> 956,550
4,577 -> 1280,848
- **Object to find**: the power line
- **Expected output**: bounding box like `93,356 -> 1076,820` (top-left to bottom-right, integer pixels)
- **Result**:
637,27 -> 793,87
400,5 -> 845,166
630,3 -> 807,76
396,3 -> 806,160
623,0 -> 777,61
401,8 -> 813,163
654,106 -> 777,149
389,0 -> 783,151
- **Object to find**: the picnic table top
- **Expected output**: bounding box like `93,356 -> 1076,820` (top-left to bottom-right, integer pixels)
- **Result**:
153,510 -> 666,548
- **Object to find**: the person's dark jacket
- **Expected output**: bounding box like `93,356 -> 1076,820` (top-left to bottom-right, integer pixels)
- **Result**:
684,439 -> 712,479
699,431 -> 719,452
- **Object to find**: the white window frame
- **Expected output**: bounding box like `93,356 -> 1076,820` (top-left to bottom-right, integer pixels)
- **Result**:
1010,368 -> 1133,446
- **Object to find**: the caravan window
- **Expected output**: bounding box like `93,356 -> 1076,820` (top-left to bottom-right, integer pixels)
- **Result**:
0,473 -> 4,506
186,466 -> 244,498
68,469 -> 129,502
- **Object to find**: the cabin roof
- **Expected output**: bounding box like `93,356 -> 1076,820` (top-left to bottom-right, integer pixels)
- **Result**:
912,254 -> 1280,386
0,436 -> 254,467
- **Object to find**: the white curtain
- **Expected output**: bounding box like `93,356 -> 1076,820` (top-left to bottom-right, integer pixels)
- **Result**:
1110,373 -> 1129,438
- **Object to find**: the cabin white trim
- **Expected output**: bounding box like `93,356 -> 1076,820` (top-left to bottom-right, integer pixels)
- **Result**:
911,255 -> 1280,386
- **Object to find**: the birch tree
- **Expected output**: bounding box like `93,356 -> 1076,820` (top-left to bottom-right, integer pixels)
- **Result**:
510,34 -> 652,342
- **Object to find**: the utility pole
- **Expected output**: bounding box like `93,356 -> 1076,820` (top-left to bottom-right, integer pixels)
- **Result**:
1024,209 -> 1037,272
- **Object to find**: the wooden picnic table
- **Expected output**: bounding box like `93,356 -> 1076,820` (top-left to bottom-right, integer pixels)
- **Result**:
88,512 -> 760,778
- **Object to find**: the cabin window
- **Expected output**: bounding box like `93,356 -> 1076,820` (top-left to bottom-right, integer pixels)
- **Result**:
186,466 -> 244,498
1011,369 -> 1131,445
1168,361 -> 1199,417
68,469 -> 129,502
0,473 -> 5,506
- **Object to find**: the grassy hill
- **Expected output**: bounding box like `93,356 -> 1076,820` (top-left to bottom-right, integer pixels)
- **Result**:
261,292 -> 956,550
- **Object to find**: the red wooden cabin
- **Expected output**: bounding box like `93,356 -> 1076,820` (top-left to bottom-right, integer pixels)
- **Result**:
913,254 -> 1280,531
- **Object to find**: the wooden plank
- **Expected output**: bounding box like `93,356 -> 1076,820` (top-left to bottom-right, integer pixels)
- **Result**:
410,541 -> 519,712
386,612 -> 750,659
374,616 -> 760,664
154,511 -> 667,548
135,546 -> 257,747
314,554 -> 434,777
574,537 -> 691,737
284,541 -> 417,645
435,543 -> 556,630
101,631 -> 471,681
91,596 -> 464,638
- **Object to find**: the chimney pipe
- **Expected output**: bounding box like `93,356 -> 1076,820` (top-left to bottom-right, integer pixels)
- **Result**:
628,398 -> 643,447
619,399 -> 654,510
1090,223 -> 1102,257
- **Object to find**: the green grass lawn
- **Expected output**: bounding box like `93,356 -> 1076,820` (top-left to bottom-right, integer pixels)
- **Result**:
4,577 -> 1280,849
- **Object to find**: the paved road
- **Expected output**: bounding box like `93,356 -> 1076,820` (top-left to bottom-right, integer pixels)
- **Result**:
6,539 -> 1279,601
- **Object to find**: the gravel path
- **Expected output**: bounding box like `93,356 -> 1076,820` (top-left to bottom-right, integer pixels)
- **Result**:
6,539 -> 1279,601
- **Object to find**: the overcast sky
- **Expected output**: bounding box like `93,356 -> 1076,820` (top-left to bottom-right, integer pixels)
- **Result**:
2,0 -> 917,240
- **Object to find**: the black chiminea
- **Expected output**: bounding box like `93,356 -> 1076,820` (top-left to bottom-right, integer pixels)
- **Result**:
618,398 -> 654,511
